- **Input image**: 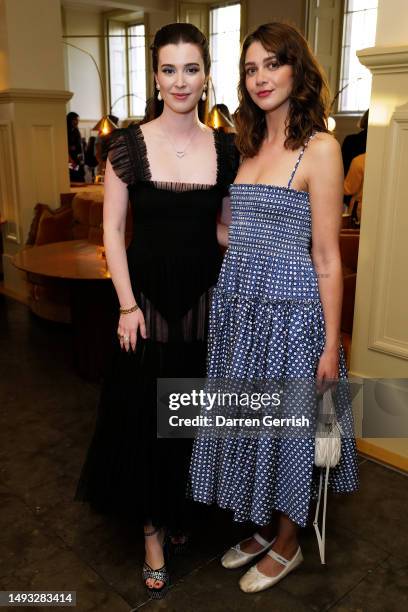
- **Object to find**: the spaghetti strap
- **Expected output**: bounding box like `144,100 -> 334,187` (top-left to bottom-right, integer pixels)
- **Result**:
287,131 -> 317,189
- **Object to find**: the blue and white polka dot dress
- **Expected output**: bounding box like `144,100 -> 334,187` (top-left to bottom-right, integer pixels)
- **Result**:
189,136 -> 359,528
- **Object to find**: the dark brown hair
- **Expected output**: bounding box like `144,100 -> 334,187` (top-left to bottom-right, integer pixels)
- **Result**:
358,109 -> 369,131
146,22 -> 210,122
235,22 -> 330,157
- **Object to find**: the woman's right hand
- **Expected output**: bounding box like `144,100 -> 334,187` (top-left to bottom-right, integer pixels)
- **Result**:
117,308 -> 147,352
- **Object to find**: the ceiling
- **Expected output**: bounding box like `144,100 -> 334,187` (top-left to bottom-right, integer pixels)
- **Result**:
61,0 -> 170,13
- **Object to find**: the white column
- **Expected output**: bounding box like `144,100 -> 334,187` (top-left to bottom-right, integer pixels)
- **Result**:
376,0 -> 408,46
350,0 -> 408,469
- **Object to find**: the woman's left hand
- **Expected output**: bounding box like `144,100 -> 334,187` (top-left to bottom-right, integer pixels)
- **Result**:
316,346 -> 339,394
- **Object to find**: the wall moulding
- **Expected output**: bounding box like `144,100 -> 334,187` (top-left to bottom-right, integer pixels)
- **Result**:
358,45 -> 408,75
31,125 -> 59,210
0,89 -> 73,104
0,121 -> 21,244
367,104 -> 408,360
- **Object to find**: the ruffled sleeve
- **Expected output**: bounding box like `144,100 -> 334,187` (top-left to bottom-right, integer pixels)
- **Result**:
103,128 -> 135,186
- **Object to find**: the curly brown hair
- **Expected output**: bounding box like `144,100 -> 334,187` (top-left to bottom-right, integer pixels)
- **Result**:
235,22 -> 330,157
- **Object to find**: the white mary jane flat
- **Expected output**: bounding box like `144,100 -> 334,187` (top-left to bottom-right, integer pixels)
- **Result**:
239,546 -> 303,593
221,532 -> 276,569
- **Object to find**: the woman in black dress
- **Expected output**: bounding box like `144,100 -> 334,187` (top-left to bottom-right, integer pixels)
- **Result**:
75,23 -> 238,598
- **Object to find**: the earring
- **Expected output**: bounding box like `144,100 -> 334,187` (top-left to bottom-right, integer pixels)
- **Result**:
156,85 -> 162,101
201,88 -> 207,102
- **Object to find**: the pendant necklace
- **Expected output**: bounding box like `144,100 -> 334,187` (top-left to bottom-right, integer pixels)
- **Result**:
161,122 -> 199,158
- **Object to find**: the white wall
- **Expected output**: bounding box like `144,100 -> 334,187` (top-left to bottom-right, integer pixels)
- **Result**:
376,0 -> 408,46
63,7 -> 105,121
350,0 -> 408,468
246,0 -> 305,33
0,0 -> 65,90
148,2 -> 176,35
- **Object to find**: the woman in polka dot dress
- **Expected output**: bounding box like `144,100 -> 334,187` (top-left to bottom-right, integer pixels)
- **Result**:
189,22 -> 359,593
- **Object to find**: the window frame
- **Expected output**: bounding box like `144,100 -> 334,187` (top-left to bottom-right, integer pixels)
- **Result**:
209,0 -> 246,45
208,0 -> 244,112
126,21 -> 148,118
306,0 -> 378,116
106,15 -> 149,121
337,0 -> 378,114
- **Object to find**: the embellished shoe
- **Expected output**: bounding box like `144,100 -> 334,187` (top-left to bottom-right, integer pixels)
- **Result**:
239,546 -> 303,593
143,527 -> 170,599
142,561 -> 169,599
221,532 -> 277,569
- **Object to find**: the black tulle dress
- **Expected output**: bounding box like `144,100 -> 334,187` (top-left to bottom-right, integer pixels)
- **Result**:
75,124 -> 239,530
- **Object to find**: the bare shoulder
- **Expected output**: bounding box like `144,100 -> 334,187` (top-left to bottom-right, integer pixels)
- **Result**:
198,123 -> 217,146
309,131 -> 341,159
306,131 -> 343,196
138,119 -> 158,138
305,132 -> 342,186
198,121 -> 213,134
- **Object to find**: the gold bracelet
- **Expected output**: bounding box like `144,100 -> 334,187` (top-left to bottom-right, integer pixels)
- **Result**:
119,303 -> 139,315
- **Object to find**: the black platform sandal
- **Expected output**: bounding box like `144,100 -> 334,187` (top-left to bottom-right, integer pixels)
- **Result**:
143,527 -> 170,599
169,531 -> 190,555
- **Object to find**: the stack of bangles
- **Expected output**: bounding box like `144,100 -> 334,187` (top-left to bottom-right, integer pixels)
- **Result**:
117,303 -> 139,342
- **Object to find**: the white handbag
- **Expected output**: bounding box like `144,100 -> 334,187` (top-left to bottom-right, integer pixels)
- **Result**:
313,388 -> 343,564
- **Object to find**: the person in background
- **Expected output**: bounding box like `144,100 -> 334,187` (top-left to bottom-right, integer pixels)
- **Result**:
84,136 -> 98,182
344,152 -> 366,227
341,110 -> 368,212
67,111 -> 85,182
207,104 -> 236,134
341,109 -> 368,176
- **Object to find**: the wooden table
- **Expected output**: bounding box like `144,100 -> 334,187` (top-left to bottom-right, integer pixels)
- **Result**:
13,240 -> 117,381
70,183 -> 105,194
13,240 -> 111,280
